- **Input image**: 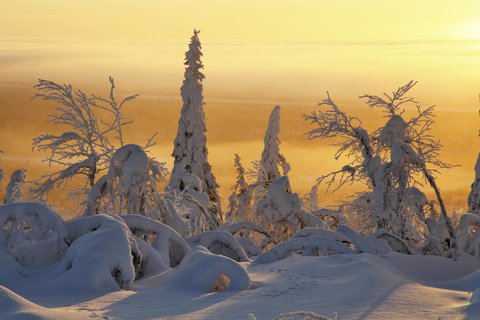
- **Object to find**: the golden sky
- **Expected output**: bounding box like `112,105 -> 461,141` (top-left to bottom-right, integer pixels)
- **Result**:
0,1 -> 479,214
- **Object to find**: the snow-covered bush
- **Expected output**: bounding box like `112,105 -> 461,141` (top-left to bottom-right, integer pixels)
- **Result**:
187,231 -> 249,262
0,203 -> 169,292
304,81 -> 458,257
85,144 -> 150,216
168,29 -> 222,222
255,225 -> 391,263
458,213 -> 480,258
120,214 -> 191,268
170,173 -> 221,234
254,176 -> 303,241
61,214 -> 138,290
254,236 -> 355,263
0,202 -> 68,268
3,169 -> 26,204
218,221 -> 275,252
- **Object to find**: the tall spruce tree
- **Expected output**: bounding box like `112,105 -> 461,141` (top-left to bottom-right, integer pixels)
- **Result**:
257,105 -> 290,186
168,30 -> 221,218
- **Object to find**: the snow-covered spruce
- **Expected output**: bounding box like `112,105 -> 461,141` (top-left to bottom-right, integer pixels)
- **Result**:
468,153 -> 480,215
187,231 -> 249,262
168,29 -> 221,221
3,169 -> 26,204
227,153 -> 251,222
0,150 -> 4,191
257,105 -> 290,185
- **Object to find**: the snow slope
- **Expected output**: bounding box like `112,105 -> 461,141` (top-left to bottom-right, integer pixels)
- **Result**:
2,252 -> 480,320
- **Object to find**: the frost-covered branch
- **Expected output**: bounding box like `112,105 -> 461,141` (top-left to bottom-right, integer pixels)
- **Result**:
31,78 -> 143,205
360,80 -> 417,116
305,82 -> 455,256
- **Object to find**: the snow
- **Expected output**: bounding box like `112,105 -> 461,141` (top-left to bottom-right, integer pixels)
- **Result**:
187,231 -> 249,262
258,105 -> 286,182
169,30 -> 221,218
2,252 -> 479,319
120,214 -> 191,268
469,153 -> 480,215
0,202 -> 68,269
141,246 -> 250,293
4,204 -> 480,319
3,169 -> 26,204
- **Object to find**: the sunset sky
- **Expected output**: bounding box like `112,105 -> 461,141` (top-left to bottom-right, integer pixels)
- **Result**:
0,1 -> 479,214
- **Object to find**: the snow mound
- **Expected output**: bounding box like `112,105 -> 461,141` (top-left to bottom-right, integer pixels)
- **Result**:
160,246 -> 250,292
121,214 -> 191,267
0,202 -> 68,269
254,236 -> 355,264
187,231 -> 249,262
236,236 -> 262,257
274,311 -> 337,320
0,285 -> 69,320
58,214 -> 137,292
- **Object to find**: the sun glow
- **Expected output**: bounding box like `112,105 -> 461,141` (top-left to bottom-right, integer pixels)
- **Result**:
458,20 -> 480,38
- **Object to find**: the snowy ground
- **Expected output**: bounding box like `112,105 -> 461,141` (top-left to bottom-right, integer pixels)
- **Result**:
3,252 -> 480,320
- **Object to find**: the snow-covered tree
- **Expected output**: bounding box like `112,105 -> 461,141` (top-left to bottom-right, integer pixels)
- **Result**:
468,153 -> 480,215
256,105 -> 290,188
305,81 -> 458,258
0,150 -> 4,191
3,169 -> 26,204
30,77 -> 137,202
85,144 -> 168,216
31,78 -> 161,211
168,30 -> 221,219
226,154 -> 251,222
